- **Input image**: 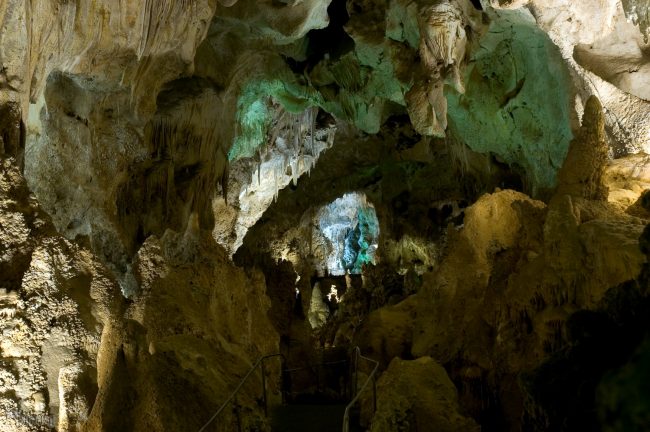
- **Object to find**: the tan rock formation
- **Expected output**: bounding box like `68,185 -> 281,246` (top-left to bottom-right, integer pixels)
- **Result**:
0,157 -> 120,432
0,1 -> 649,431
354,294 -> 418,368
556,95 -> 609,201
84,227 -> 279,432
370,357 -> 479,432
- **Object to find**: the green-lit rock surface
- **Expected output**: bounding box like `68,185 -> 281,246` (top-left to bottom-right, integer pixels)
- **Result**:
447,9 -> 574,192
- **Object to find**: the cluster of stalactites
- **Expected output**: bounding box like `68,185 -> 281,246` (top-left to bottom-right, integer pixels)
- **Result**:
249,105 -> 335,203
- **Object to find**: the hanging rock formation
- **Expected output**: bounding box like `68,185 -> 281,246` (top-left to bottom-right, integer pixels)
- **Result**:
0,0 -> 650,431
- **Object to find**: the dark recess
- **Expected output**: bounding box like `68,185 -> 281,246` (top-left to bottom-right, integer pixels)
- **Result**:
285,0 -> 355,73
469,0 -> 483,10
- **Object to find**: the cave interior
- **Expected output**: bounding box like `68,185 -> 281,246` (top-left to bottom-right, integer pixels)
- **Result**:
1,0 -> 650,431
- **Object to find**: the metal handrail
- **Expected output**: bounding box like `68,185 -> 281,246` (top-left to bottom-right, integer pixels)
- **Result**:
197,348 -> 377,432
198,353 -> 285,432
283,359 -> 349,373
342,347 -> 379,432
282,358 -> 351,400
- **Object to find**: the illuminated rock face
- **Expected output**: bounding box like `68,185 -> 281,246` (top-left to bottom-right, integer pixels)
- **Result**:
447,8 -> 574,193
213,106 -> 337,255
370,357 -> 479,432
1,0 -> 650,431
574,9 -> 650,102
622,0 -> 650,42
316,192 -> 379,276
0,159 -> 119,432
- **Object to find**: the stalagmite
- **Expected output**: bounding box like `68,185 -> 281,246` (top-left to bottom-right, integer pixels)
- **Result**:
1,0 -> 650,431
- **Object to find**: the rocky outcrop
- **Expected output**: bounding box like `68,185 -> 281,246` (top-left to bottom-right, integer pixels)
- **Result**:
574,10 -> 650,102
213,106 -> 337,255
369,357 -> 479,432
0,156 -> 120,432
1,1 -> 650,431
0,151 -> 279,431
446,7 -> 574,193
0,0 -> 216,115
605,152 -> 650,217
556,95 -> 609,200
526,0 -> 650,157
404,97 -> 647,429
84,227 -> 279,431
354,295 -> 418,369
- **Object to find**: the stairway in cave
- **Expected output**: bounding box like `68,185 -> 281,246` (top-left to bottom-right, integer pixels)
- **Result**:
270,403 -> 358,432
269,347 -> 364,432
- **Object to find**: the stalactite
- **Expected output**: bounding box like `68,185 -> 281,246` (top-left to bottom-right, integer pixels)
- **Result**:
290,157 -> 298,186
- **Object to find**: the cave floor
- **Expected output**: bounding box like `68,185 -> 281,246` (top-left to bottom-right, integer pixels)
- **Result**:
270,403 -> 361,432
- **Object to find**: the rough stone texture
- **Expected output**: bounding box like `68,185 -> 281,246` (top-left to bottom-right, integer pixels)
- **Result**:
409,186 -> 645,428
622,0 -> 650,42
527,0 -> 650,156
84,228 -> 279,432
17,0 -> 337,295
408,111 -> 647,427
446,7 -> 574,193
556,96 -> 609,200
604,152 -> 650,217
574,10 -> 650,101
405,0 -> 471,137
0,153 -> 279,431
213,106 -> 337,255
234,120 -> 488,287
523,224 -> 650,431
1,1 -> 650,431
369,357 -> 479,432
0,0 -> 216,115
15,0 -> 221,294
0,157 -> 119,432
354,294 -> 418,369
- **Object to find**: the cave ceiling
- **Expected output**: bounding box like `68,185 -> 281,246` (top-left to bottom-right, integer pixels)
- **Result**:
1,0 -> 650,431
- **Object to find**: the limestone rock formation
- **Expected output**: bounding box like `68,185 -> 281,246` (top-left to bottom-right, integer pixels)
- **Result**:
84,228 -> 279,432
446,7 -> 574,193
605,152 -> 650,217
410,183 -> 645,428
354,294 -> 417,368
369,357 -> 479,432
0,157 -> 119,432
405,0 -> 471,137
0,0 -> 650,431
556,95 -> 609,200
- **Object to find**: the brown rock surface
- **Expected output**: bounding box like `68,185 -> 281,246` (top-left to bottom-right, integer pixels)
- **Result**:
354,295 -> 418,369
84,228 -> 280,432
0,157 -> 119,432
370,357 -> 479,432
0,1 -> 649,431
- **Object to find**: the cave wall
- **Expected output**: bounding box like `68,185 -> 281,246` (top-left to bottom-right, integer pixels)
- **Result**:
0,0 -> 650,431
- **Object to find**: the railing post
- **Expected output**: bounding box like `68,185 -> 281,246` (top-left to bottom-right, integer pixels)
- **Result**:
372,375 -> 377,413
353,349 -> 359,398
234,396 -> 242,432
342,347 -> 379,432
280,358 -> 286,405
261,359 -> 268,416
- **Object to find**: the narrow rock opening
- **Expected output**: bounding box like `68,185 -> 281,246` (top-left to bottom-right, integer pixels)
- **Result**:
315,192 -> 379,277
